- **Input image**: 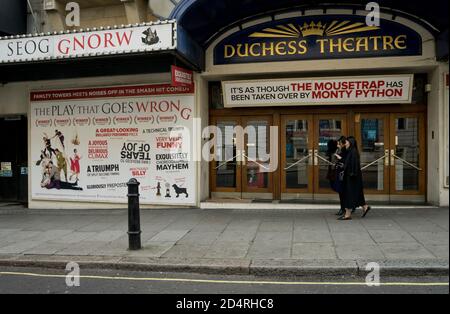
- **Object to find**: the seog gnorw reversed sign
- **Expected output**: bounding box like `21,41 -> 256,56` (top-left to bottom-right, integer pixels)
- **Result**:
0,21 -> 175,63
222,75 -> 414,108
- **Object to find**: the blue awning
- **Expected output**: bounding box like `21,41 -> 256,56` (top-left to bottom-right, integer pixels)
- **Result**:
170,0 -> 448,60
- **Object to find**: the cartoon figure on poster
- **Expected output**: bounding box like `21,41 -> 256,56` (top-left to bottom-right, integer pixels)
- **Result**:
69,149 -> 82,182
35,129 -> 83,191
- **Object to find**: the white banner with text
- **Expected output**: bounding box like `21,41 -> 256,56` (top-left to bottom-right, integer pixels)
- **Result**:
223,75 -> 414,107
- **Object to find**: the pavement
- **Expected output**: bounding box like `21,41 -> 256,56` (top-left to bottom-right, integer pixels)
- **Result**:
0,205 -> 448,277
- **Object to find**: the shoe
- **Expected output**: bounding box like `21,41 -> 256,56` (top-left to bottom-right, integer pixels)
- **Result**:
337,216 -> 352,221
335,209 -> 345,216
362,206 -> 372,218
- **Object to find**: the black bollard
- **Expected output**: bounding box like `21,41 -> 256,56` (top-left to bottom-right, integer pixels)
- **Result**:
127,178 -> 142,250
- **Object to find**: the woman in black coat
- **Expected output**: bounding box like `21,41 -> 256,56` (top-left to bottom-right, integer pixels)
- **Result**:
338,136 -> 372,220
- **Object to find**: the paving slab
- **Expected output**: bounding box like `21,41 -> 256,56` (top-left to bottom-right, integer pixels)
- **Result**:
1,231 -> 43,243
378,243 -> 436,259
425,245 -> 450,259
163,244 -> 211,258
0,241 -> 43,254
148,230 -> 190,242
292,243 -> 337,260
293,229 -> 333,243
50,232 -> 98,244
125,241 -> 176,258
23,242 -> 69,255
177,231 -> 222,245
246,243 -> 291,259
331,232 -> 376,245
55,241 -> 107,256
258,221 -> 293,232
89,230 -> 126,242
409,232 -> 449,246
335,244 -> 385,260
205,242 -> 251,259
214,230 -> 258,243
367,229 -> 417,243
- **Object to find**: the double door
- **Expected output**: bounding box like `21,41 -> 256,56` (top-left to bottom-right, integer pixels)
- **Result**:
355,113 -> 425,197
211,115 -> 274,199
281,114 -> 347,199
281,112 -> 426,199
210,112 -> 426,201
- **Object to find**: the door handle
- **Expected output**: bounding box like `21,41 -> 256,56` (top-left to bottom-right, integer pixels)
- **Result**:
385,149 -> 390,166
313,149 -> 318,166
390,149 -> 395,166
236,150 -> 243,166
308,149 -> 313,165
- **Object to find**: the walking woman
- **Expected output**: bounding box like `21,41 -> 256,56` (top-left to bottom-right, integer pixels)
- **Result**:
338,136 -> 371,220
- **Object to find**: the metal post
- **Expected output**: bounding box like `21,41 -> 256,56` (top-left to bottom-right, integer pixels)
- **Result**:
127,178 -> 141,250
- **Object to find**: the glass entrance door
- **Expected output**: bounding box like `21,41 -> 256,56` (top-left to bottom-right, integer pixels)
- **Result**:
281,115 -> 314,197
211,116 -> 273,199
211,117 -> 241,195
354,112 -> 426,197
281,114 -> 348,199
389,113 -> 425,195
355,114 -> 390,194
241,116 -> 273,198
314,115 -> 348,194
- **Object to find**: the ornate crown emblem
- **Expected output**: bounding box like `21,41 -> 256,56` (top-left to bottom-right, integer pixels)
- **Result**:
300,22 -> 326,37
249,20 -> 379,39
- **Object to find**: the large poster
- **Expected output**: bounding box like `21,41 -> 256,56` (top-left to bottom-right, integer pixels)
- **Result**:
30,84 -> 196,206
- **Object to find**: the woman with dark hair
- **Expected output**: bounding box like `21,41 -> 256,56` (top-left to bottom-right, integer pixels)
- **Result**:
338,136 -> 371,220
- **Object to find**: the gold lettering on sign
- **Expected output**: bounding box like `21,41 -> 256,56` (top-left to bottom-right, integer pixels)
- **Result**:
275,42 -> 287,55
298,40 -> 307,54
356,37 -> 369,52
249,43 -> 261,56
221,34 -> 409,59
383,36 -> 394,50
395,35 -> 407,49
343,38 -> 355,52
262,42 -> 275,56
224,45 -> 235,58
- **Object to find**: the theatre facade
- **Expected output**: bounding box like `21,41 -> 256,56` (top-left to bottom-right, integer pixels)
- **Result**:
0,2 -> 448,208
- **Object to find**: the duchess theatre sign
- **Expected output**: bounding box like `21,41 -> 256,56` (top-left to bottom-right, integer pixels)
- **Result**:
0,21 -> 175,63
223,75 -> 413,107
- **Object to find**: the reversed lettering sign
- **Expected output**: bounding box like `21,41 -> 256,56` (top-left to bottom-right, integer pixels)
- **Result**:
214,15 -> 422,64
0,22 -> 175,64
222,75 -> 413,107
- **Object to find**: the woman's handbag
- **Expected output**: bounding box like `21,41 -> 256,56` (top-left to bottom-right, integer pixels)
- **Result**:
332,162 -> 345,193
